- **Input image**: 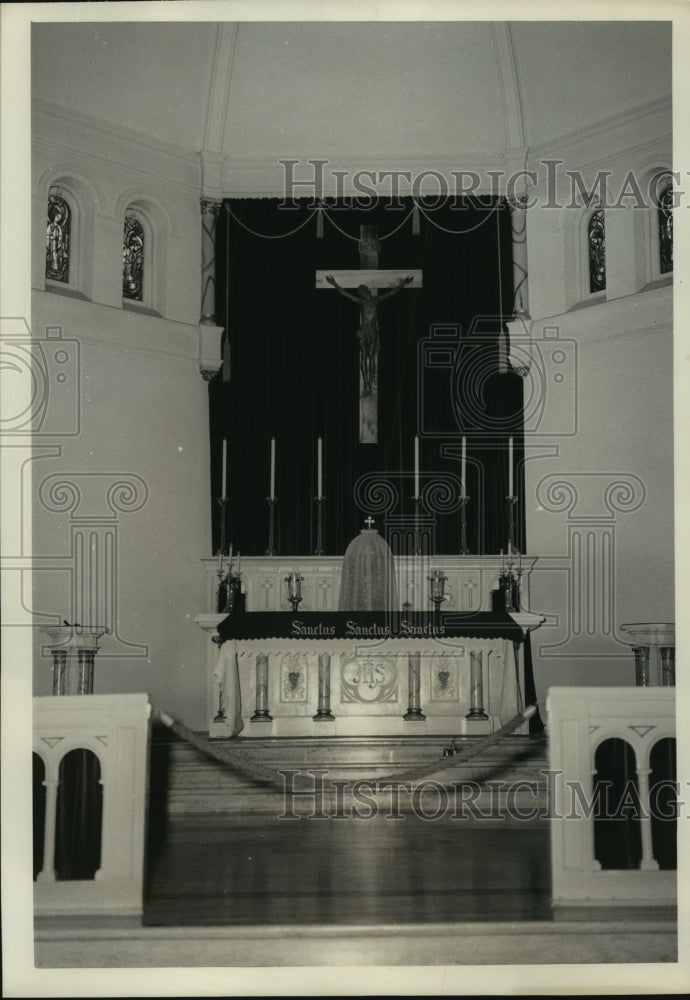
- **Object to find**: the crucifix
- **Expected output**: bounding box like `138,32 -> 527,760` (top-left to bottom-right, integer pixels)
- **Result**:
316,226 -> 422,443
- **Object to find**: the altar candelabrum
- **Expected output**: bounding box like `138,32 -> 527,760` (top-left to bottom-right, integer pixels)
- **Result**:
412,495 -> 422,555
265,497 -> 278,555
314,496 -> 326,556
498,561 -> 522,613
286,572 -> 303,613
216,565 -> 229,613
506,494 -> 518,557
428,570 -> 447,614
216,495 -> 232,611
218,571 -> 243,614
459,493 -> 470,555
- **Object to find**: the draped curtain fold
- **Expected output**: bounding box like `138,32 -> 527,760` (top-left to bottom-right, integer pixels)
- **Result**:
210,197 -> 524,557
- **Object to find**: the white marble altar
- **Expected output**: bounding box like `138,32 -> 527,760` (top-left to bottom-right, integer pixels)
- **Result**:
196,556 -> 543,739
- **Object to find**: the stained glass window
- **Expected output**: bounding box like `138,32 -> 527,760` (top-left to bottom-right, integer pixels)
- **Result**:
587,210 -> 606,294
46,193 -> 71,283
658,184 -> 673,275
122,215 -> 145,301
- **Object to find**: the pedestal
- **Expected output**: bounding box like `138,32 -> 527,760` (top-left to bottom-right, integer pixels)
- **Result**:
620,623 -> 675,687
41,627 -> 108,696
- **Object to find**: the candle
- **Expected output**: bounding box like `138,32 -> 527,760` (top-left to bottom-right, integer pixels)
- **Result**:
228,543 -> 233,575
221,439 -> 227,499
317,436 -> 323,499
270,438 -> 275,500
461,436 -> 466,498
237,551 -> 241,575
414,436 -> 420,497
508,436 -> 514,497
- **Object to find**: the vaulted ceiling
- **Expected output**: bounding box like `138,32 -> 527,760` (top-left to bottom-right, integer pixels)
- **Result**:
32,20 -> 671,163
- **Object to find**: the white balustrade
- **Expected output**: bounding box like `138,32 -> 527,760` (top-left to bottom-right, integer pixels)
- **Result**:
33,693 -> 150,920
547,686 -> 676,910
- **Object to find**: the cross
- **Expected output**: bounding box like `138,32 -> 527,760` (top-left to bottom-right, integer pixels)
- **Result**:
364,516 -> 375,530
317,225 -> 422,443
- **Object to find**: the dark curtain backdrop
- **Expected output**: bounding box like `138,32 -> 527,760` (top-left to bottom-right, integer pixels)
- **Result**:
210,197 -> 524,557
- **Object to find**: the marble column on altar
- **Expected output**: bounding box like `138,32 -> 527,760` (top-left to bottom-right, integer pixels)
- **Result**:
313,652 -> 335,721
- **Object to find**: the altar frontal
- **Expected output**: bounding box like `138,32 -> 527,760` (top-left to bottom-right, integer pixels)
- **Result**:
212,609 -> 527,738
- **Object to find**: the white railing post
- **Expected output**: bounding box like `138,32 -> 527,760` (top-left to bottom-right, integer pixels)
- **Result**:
636,765 -> 660,871
36,776 -> 59,883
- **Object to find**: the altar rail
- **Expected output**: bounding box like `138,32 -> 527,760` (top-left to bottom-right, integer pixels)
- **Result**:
547,687 -> 676,910
202,554 -> 536,615
33,693 -> 150,921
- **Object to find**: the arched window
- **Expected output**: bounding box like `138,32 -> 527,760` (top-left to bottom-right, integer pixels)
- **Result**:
587,209 -> 606,294
45,191 -> 71,283
122,213 -> 145,301
658,183 -> 673,275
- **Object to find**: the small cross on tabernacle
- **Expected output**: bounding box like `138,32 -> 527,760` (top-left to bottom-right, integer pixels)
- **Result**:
364,516 -> 375,530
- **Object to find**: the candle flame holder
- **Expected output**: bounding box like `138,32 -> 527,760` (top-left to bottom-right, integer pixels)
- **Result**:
286,572 -> 303,613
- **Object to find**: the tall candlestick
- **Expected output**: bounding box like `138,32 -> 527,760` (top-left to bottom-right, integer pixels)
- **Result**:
461,436 -> 466,497
508,436 -> 514,497
221,439 -> 227,499
228,543 -> 233,574
414,436 -> 420,497
237,551 -> 241,576
269,438 -> 276,500
317,437 -> 323,499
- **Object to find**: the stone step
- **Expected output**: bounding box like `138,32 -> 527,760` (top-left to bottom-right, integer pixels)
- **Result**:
151,732 -> 550,817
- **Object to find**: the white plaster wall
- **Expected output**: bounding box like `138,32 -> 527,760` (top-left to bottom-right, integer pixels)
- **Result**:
525,299 -> 673,699
521,109 -> 674,708
30,119 -> 214,729
30,292 -> 212,728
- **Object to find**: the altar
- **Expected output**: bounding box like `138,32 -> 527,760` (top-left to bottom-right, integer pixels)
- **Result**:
195,555 -> 544,739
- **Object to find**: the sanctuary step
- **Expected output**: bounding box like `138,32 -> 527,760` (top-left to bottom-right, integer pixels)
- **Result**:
149,728 -> 549,817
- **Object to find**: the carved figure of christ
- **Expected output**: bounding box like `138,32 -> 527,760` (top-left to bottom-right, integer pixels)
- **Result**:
316,225 -> 422,443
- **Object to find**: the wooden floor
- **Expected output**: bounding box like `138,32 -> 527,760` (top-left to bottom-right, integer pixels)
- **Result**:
144,812 -> 551,927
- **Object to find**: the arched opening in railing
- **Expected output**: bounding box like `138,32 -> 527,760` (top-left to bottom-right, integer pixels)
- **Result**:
593,738 -> 642,870
55,748 -> 103,880
32,753 -> 46,881
649,737 -> 676,870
